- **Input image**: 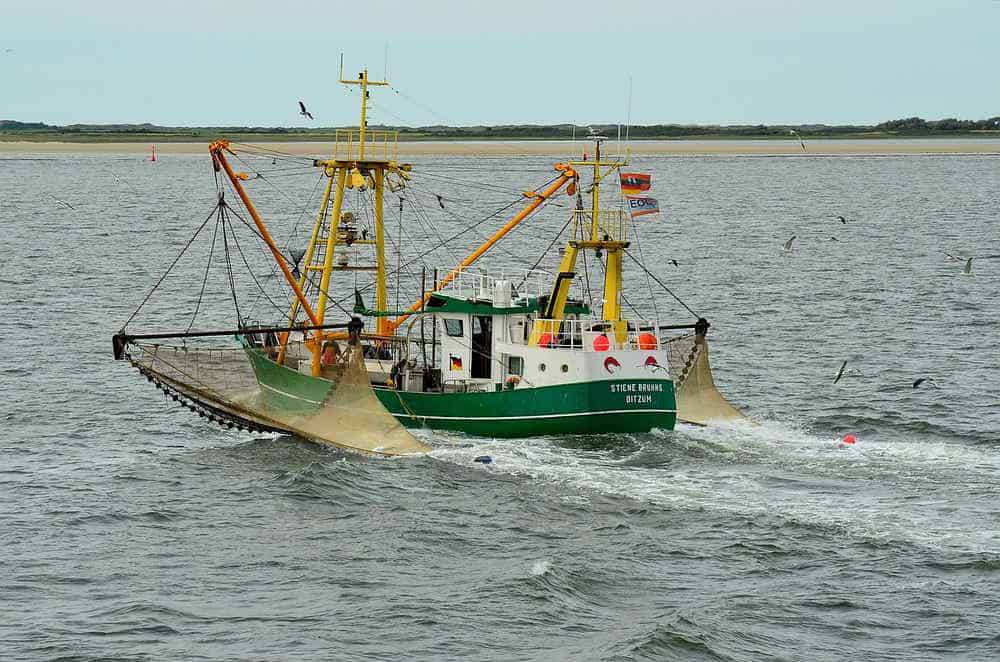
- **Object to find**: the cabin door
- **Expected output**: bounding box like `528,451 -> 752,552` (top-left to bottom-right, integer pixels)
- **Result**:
471,315 -> 493,379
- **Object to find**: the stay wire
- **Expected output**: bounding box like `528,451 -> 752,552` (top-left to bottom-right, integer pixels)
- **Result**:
517,213 -> 574,291
622,247 -> 700,318
407,185 -> 525,264
333,174 -> 562,309
121,202 -> 222,330
627,214 -> 660,322
222,199 -> 352,319
186,210 -> 222,333
222,203 -> 296,319
219,205 -> 242,323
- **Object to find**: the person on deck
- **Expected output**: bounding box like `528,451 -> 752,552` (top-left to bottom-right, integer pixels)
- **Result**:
321,341 -> 341,366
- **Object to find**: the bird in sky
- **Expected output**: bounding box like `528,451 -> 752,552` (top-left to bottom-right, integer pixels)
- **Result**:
298,101 -> 314,120
789,129 -> 805,151
783,235 -> 796,251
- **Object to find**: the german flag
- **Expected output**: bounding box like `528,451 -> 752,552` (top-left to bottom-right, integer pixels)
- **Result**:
620,172 -> 652,195
449,355 -> 463,371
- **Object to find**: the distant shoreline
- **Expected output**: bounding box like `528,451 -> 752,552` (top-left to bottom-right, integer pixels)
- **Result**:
2,138 -> 999,156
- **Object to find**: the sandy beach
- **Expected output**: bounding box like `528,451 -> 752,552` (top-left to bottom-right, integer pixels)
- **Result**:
1,138 -> 999,156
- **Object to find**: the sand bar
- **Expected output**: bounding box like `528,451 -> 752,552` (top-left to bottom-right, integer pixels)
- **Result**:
1,138 -> 998,156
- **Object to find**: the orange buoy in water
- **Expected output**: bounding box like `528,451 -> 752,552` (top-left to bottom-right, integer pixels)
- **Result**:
593,333 -> 610,351
842,434 -> 856,445
637,332 -> 657,350
538,332 -> 554,347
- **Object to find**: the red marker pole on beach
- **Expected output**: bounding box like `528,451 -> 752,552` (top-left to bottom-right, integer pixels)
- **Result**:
150,145 -> 156,162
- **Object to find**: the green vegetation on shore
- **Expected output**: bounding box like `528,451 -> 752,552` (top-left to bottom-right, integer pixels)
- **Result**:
1,117 -> 998,143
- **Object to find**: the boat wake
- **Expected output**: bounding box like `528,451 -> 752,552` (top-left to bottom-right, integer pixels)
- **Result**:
428,418 -> 1000,555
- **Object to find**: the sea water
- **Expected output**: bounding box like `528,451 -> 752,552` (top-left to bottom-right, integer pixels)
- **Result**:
1,147 -> 998,660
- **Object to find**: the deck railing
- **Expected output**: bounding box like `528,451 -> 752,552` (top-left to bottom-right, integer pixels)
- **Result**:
521,318 -> 661,351
572,209 -> 628,242
438,267 -> 557,303
332,129 -> 399,162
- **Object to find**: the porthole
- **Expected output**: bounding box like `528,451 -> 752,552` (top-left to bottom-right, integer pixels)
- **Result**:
561,364 -> 569,373
538,363 -> 546,372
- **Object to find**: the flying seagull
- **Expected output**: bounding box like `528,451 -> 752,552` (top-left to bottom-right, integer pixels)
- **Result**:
833,360 -> 848,384
783,235 -> 796,251
789,129 -> 806,151
289,248 -> 306,280
298,100 -> 314,120
111,172 -> 138,193
668,259 -> 679,267
48,193 -> 74,210
913,377 -> 938,389
835,215 -> 852,224
436,194 -> 445,209
829,236 -> 840,242
942,252 -> 1000,274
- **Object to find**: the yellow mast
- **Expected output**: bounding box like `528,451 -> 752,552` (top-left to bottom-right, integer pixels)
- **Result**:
284,63 -> 402,344
529,135 -> 628,345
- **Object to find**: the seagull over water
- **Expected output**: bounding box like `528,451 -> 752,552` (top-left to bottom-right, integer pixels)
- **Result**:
298,100 -> 314,120
943,251 -> 1000,275
47,193 -> 74,210
789,129 -> 805,150
833,360 -> 847,384
783,235 -> 796,251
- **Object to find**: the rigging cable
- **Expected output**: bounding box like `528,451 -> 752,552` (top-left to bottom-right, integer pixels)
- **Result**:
622,247 -> 700,318
186,210 -> 223,333
218,204 -> 242,323
121,201 -> 223,330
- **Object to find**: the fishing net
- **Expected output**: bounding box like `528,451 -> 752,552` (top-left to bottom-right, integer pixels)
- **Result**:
126,340 -> 429,456
664,332 -> 747,425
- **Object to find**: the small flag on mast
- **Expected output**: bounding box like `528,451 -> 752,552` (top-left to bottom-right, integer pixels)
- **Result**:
620,172 -> 651,195
625,195 -> 660,218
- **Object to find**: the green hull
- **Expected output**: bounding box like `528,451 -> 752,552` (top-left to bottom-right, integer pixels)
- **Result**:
245,348 -> 676,437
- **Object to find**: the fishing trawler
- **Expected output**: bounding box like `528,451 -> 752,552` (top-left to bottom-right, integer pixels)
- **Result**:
114,63 -> 743,452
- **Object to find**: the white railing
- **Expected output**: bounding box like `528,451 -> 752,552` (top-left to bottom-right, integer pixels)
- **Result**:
520,318 -> 662,351
437,267 -> 558,304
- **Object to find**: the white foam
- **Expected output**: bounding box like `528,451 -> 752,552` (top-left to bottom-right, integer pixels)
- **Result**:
427,419 -> 1000,554
530,560 -> 552,576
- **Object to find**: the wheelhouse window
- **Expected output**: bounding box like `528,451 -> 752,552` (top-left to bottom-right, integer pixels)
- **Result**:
507,355 -> 524,376
444,318 -> 464,337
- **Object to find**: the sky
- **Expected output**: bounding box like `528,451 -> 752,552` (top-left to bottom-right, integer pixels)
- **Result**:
2,0 -> 999,127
